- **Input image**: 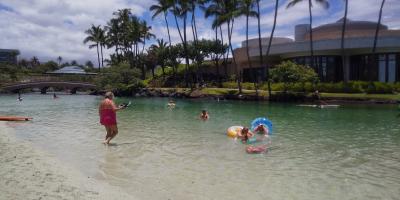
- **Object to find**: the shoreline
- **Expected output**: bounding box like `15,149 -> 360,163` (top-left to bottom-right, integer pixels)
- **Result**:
0,122 -> 135,200
131,88 -> 400,105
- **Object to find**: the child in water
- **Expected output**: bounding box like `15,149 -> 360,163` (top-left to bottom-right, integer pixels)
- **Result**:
167,99 -> 176,108
200,110 -> 209,120
254,124 -> 269,136
239,127 -> 255,144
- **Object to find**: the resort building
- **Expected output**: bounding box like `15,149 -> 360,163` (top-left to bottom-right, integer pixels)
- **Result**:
0,49 -> 19,64
233,18 -> 400,83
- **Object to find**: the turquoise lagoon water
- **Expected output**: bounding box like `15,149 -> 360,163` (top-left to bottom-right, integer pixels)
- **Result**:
0,94 -> 399,200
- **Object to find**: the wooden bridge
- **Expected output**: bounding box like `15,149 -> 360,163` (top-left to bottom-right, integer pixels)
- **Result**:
1,81 -> 97,94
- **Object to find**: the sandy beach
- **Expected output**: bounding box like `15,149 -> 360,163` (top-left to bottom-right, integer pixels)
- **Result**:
0,122 -> 135,200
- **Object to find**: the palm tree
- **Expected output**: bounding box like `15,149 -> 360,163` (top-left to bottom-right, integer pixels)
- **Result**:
98,27 -> 106,67
172,0 -> 191,87
265,0 -> 279,97
83,24 -> 103,71
239,0 -> 258,94
204,0 -> 225,85
139,20 -> 155,79
150,39 -> 169,79
255,0 -> 263,94
372,0 -> 386,54
340,0 -> 348,82
287,0 -> 329,68
57,56 -> 62,67
212,0 -> 242,93
189,0 -> 207,85
31,56 -> 40,67
150,0 -> 173,45
105,18 -> 122,61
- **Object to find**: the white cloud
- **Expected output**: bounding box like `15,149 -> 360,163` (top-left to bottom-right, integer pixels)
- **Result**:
0,0 -> 154,64
0,0 -> 399,64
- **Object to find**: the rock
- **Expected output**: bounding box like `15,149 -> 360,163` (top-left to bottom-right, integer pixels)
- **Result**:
189,90 -> 203,98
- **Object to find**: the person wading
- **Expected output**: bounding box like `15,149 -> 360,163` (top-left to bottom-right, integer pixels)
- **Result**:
99,92 -> 125,144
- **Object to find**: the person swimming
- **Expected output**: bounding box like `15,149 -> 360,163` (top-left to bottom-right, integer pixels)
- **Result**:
254,124 -> 269,136
17,93 -> 23,101
167,99 -> 176,108
239,127 -> 255,144
200,110 -> 209,120
53,93 -> 58,99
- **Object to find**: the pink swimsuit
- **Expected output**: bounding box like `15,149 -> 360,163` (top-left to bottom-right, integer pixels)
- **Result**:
100,108 -> 117,126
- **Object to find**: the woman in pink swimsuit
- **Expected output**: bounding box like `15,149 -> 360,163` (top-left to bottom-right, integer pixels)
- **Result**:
99,92 -> 125,144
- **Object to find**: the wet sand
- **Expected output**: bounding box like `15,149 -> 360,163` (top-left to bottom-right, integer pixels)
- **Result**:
0,122 -> 135,200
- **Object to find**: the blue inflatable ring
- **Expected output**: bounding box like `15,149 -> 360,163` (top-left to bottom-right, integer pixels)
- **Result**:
251,117 -> 273,135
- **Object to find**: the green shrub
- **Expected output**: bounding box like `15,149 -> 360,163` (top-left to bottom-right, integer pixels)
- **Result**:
222,81 -> 237,89
366,82 -> 394,94
270,61 -> 318,92
393,82 -> 400,93
241,82 -> 255,90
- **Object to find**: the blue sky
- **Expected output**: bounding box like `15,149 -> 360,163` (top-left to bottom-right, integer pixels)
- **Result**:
0,0 -> 399,65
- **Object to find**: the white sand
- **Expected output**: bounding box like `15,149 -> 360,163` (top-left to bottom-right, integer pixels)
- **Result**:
0,122 -> 136,200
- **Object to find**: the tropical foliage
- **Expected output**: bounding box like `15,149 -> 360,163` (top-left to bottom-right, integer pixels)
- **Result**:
78,0 -> 391,94
270,61 -> 318,92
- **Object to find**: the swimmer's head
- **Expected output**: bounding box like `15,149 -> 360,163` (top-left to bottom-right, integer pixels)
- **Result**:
105,91 -> 114,100
241,127 -> 250,141
202,110 -> 207,114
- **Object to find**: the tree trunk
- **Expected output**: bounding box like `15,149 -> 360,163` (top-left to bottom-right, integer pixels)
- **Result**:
215,28 -> 222,87
340,0 -> 348,82
220,26 -> 228,77
227,19 -> 242,94
100,44 -> 104,67
183,14 -> 191,89
141,39 -> 146,80
164,12 -> 172,46
191,10 -> 200,86
255,0 -> 264,96
172,3 -> 188,87
96,43 -> 101,72
265,0 -> 279,97
372,0 -> 386,54
308,0 -> 314,68
245,13 -> 257,95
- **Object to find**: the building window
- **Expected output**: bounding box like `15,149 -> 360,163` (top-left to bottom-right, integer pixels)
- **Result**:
379,55 -> 386,82
292,56 -> 342,82
388,54 -> 396,83
321,57 -> 327,80
351,53 -> 397,82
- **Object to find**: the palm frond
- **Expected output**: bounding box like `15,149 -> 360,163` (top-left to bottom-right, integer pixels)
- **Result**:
286,0 -> 303,8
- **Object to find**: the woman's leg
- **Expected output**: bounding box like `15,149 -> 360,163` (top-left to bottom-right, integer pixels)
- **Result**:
104,126 -> 112,144
105,125 -> 118,144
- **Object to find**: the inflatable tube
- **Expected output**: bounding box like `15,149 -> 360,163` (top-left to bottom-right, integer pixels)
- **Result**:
227,126 -> 243,138
0,116 -> 32,121
251,117 -> 273,135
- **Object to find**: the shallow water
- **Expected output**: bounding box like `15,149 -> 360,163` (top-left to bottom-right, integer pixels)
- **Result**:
1,94 -> 399,200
